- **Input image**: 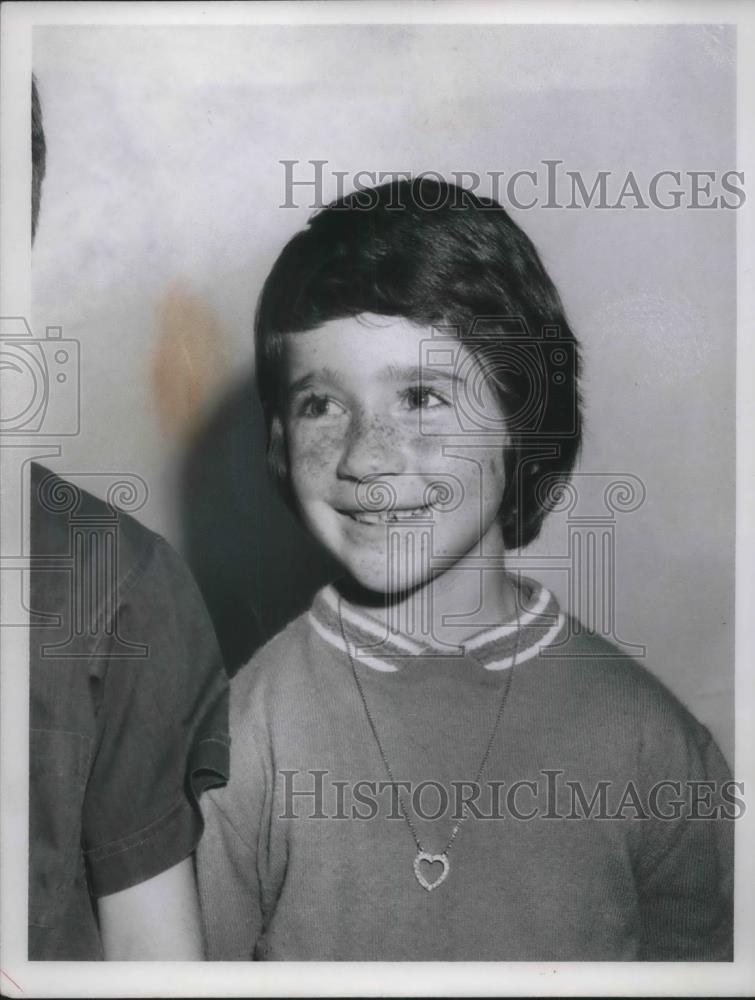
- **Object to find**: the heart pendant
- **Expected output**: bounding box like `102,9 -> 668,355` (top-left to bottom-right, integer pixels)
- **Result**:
413,851 -> 450,892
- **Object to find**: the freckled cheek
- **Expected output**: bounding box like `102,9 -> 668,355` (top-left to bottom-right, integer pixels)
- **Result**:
403,431 -> 447,466
288,424 -> 345,493
429,450 -> 505,511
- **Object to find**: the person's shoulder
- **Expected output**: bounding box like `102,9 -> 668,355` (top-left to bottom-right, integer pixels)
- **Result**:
545,618 -> 717,756
30,462 -> 162,584
549,621 -> 685,707
229,608 -> 314,716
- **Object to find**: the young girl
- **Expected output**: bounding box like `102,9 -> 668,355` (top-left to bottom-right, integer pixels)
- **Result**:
197,178 -> 733,960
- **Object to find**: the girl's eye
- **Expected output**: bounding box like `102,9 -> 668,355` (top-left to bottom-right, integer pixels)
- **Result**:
402,386 -> 449,411
296,394 -> 346,419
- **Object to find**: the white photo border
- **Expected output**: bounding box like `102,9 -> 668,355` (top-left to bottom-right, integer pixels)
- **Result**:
1,1 -> 754,996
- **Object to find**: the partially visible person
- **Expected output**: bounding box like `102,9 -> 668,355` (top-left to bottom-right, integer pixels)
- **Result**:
29,75 -> 229,960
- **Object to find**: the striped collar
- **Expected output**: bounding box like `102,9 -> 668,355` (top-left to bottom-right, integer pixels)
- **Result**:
308,575 -> 566,673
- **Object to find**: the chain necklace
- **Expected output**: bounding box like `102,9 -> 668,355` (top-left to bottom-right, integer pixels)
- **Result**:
338,595 -> 519,893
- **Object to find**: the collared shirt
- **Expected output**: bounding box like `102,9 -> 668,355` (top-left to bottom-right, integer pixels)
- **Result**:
309,576 -> 566,672
29,463 -> 229,960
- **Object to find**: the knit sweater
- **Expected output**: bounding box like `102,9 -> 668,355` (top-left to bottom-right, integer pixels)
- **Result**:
197,577 -> 733,961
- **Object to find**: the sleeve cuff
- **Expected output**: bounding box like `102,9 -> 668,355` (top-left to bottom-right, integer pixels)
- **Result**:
189,732 -> 231,798
85,797 -> 200,898
85,733 -> 230,898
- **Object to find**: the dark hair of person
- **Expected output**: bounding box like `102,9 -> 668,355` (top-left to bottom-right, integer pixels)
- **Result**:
32,75 -> 46,242
255,177 -> 583,550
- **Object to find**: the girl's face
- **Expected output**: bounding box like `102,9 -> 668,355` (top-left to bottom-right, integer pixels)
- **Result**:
281,314 -> 510,596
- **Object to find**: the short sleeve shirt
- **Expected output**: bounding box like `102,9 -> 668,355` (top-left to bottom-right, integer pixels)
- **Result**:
29,463 -> 230,960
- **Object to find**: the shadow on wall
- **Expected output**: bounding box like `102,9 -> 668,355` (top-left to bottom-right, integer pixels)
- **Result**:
181,374 -> 339,676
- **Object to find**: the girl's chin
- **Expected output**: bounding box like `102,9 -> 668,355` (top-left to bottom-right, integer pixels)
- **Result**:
340,558 -> 434,598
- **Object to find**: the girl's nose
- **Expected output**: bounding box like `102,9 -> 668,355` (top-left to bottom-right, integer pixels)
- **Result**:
336,415 -> 406,481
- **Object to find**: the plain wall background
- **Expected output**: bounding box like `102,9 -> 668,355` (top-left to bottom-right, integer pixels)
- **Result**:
32,24 -> 735,762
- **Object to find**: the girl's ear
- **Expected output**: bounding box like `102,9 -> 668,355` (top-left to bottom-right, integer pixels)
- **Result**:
498,444 -> 520,549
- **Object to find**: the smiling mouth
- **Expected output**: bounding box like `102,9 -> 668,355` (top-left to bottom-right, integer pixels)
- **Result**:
340,506 -> 432,525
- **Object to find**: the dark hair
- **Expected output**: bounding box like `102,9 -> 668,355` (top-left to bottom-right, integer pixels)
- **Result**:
32,75 -> 46,242
255,177 -> 582,549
